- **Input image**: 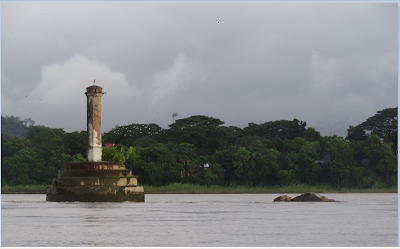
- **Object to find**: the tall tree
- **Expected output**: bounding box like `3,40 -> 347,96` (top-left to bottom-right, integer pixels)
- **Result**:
346,107 -> 397,151
247,140 -> 280,186
26,125 -> 66,169
232,146 -> 253,185
363,134 -> 397,186
325,137 -> 357,188
284,137 -> 319,183
2,148 -> 53,185
223,126 -> 244,144
1,134 -> 32,158
1,115 -> 34,138
170,142 -> 196,180
103,123 -> 164,146
244,119 -> 307,140
63,131 -> 87,157
166,115 -> 228,156
138,145 -> 183,186
211,145 -> 237,184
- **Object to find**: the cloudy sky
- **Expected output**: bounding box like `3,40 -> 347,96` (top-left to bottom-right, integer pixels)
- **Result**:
1,3 -> 397,137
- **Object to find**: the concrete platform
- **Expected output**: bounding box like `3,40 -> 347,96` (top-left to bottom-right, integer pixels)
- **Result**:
46,161 -> 144,202
46,185 -> 144,202
62,162 -> 127,170
53,177 -> 138,187
59,169 -> 131,177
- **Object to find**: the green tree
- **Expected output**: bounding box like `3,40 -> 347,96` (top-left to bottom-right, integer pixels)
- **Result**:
71,153 -> 86,162
166,115 -> 228,156
138,146 -> 183,186
102,146 -> 135,164
244,119 -> 307,140
132,136 -> 158,148
304,127 -> 322,142
192,155 -> 226,186
234,136 -> 264,148
232,147 -> 254,185
204,163 -> 225,186
103,123 -> 164,146
276,169 -> 298,186
211,145 -> 237,184
2,149 -> 33,185
26,126 -> 65,167
2,134 -> 32,158
284,137 -> 319,183
247,140 -> 280,186
170,142 -> 196,180
346,107 -> 397,151
363,135 -> 397,186
325,137 -> 356,188
1,115 -> 34,138
2,148 -> 54,185
346,125 -> 367,141
192,155 -> 209,185
63,131 -> 87,157
223,126 -> 244,144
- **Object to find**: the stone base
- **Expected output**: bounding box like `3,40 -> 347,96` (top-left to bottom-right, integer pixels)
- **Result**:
46,185 -> 144,202
46,161 -> 144,202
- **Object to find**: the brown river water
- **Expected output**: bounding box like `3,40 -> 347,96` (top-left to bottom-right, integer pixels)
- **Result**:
1,193 -> 397,246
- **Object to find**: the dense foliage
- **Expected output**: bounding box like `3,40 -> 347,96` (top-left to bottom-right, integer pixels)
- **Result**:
1,108 -> 397,189
1,115 -> 35,138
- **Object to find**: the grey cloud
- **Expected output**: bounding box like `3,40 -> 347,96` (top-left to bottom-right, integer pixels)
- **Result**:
2,3 -> 397,137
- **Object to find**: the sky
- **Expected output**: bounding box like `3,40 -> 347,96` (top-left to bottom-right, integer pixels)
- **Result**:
1,2 -> 398,138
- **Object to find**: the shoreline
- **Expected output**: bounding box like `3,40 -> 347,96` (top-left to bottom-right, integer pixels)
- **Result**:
1,183 -> 397,195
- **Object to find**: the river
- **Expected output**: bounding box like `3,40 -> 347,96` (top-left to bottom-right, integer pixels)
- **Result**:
1,193 -> 397,246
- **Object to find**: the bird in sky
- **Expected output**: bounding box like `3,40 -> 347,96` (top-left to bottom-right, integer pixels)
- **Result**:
93,79 -> 95,85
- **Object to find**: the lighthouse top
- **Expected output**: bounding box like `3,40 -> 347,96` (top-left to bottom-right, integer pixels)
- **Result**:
85,85 -> 103,94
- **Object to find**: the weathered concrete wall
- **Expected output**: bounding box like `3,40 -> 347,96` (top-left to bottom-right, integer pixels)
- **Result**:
46,185 -> 145,202
85,85 -> 104,162
53,177 -> 138,187
62,161 -> 125,170
58,169 -> 131,177
47,160 -> 144,202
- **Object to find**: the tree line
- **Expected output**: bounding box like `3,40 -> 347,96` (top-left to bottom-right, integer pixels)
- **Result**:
1,107 -> 397,189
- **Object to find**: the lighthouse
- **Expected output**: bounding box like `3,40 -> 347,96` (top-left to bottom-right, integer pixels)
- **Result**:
85,85 -> 104,162
46,84 -> 144,202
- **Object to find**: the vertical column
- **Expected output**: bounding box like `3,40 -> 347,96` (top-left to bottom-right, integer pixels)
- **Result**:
85,85 -> 104,162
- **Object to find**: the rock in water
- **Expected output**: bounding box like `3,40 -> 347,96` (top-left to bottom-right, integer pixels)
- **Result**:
274,195 -> 292,202
291,192 -> 335,202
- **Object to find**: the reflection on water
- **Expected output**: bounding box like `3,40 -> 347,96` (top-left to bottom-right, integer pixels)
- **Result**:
1,193 -> 397,247
85,216 -> 101,223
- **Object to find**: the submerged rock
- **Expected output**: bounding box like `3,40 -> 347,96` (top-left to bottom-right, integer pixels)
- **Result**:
292,192 -> 335,202
273,195 -> 292,202
273,192 -> 335,202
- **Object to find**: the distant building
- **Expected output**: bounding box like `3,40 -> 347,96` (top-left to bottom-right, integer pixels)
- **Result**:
104,143 -> 115,148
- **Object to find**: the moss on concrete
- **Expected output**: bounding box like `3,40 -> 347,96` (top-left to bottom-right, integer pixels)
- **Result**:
47,161 -> 144,202
47,185 -> 144,202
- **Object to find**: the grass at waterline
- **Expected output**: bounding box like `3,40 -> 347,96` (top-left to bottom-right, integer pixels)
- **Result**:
144,183 -> 398,194
1,183 -> 397,194
1,184 -> 47,194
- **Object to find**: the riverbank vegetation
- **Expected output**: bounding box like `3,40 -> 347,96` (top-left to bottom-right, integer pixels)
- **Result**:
143,183 -> 397,194
1,184 -> 47,194
1,183 -> 397,194
1,107 -> 397,192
